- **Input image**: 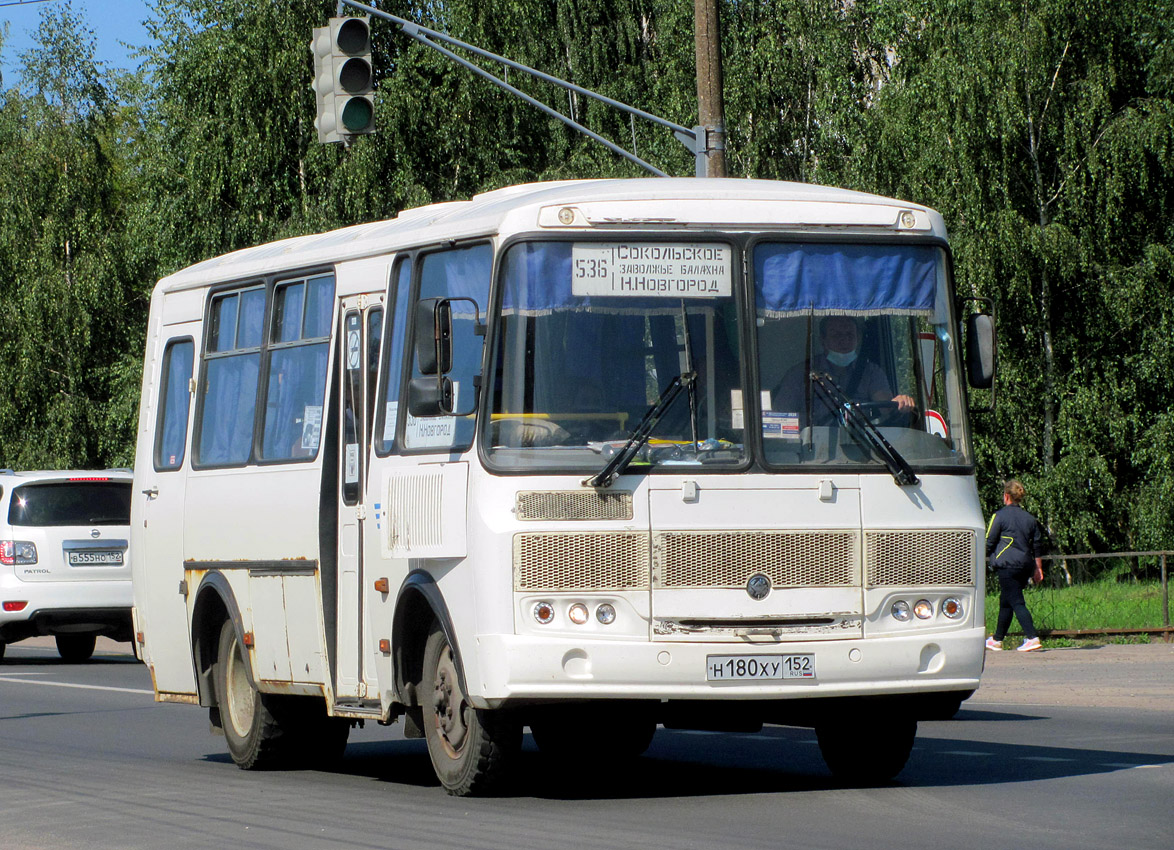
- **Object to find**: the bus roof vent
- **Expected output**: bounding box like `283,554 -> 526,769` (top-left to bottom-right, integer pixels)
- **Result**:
515,490 -> 633,521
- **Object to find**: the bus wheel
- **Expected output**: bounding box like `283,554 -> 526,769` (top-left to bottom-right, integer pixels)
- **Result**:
56,634 -> 96,663
0,641 -> 6,662
421,624 -> 520,796
214,620 -> 286,770
815,717 -> 917,785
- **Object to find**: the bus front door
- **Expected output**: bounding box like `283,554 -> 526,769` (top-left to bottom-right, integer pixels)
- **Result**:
334,297 -> 383,702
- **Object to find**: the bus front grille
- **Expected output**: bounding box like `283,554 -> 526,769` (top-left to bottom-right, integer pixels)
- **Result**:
653,530 -> 859,589
515,490 -> 634,521
513,531 -> 650,592
864,529 -> 975,587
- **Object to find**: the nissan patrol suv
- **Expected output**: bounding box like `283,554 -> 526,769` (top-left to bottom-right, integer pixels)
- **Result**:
0,469 -> 133,662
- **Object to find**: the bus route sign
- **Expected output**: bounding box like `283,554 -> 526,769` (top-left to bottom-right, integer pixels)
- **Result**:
571,243 -> 733,298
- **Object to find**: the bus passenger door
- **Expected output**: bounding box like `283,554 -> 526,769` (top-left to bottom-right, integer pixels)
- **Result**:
135,323 -> 200,695
334,297 -> 382,700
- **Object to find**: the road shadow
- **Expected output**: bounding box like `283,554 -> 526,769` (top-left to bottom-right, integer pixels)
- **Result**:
256,717 -> 1172,800
0,653 -> 140,667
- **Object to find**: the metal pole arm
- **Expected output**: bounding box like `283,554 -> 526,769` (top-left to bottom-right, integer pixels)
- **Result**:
336,0 -> 706,175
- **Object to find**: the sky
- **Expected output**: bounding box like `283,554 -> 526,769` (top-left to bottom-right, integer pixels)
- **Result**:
0,0 -> 153,82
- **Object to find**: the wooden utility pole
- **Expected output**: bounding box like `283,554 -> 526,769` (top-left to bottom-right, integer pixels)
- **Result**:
694,0 -> 727,177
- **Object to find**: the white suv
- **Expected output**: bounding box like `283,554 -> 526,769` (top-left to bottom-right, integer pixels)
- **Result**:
0,469 -> 134,662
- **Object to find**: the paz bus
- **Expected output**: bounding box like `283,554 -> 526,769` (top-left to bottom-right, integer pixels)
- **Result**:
130,178 -> 994,795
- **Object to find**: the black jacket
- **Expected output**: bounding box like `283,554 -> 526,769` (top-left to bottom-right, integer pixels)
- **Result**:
985,504 -> 1043,569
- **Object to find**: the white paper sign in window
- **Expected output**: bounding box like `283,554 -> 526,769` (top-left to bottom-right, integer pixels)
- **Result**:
571,243 -> 733,298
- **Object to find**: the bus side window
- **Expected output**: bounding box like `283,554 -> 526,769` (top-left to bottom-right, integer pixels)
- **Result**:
260,275 -> 334,461
197,287 -> 265,466
154,339 -> 194,471
374,259 -> 412,455
403,244 -> 492,451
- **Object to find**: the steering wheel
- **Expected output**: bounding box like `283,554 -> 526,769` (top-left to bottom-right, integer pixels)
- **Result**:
855,401 -> 916,427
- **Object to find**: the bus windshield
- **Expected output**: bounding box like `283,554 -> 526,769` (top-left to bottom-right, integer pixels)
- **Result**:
753,241 -> 971,471
485,240 -> 745,472
483,239 -> 971,474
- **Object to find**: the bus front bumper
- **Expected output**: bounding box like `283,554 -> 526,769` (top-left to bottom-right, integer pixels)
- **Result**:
468,627 -> 985,709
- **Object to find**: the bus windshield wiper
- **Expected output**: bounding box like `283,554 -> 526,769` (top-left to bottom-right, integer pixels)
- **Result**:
810,371 -> 919,487
584,371 -> 695,489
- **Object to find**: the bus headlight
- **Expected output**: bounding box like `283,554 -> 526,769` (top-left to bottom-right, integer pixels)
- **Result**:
914,599 -> 934,619
891,600 -> 911,621
533,601 -> 555,624
942,597 -> 964,619
568,603 -> 589,625
596,603 -> 616,625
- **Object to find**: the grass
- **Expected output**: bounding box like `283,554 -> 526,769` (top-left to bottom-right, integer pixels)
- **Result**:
983,578 -> 1171,640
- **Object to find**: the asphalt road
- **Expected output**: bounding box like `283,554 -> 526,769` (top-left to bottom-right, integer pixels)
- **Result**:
1,638 -> 1171,850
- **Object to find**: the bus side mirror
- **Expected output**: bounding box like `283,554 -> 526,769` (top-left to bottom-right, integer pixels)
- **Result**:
965,312 -> 995,389
415,298 -> 452,376
408,375 -> 454,417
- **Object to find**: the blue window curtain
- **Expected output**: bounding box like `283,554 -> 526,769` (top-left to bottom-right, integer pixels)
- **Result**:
156,340 -> 194,470
754,243 -> 938,318
198,354 -> 260,465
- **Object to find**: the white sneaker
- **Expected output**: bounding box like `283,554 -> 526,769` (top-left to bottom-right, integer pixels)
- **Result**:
985,637 -> 1003,651
1017,637 -> 1042,652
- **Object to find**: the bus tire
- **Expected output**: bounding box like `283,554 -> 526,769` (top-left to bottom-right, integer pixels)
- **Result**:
214,620 -> 288,770
0,641 -> 6,662
421,624 -> 520,796
56,634 -> 96,663
815,716 -> 917,785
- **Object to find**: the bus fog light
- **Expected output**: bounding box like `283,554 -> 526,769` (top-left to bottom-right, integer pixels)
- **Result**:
533,601 -> 555,624
596,603 -> 616,625
568,603 -> 589,625
942,597 -> 964,619
914,599 -> 934,619
890,600 -> 911,621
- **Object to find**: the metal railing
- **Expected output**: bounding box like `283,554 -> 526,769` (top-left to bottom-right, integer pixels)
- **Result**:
990,550 -> 1173,640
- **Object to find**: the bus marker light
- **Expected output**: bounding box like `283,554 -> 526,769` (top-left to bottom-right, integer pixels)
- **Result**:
568,603 -> 589,625
914,600 -> 934,619
942,597 -> 963,619
378,639 -> 391,655
891,600 -> 911,621
373,577 -> 390,593
534,602 -> 555,624
596,603 -> 616,625
242,631 -> 255,647
3,600 -> 28,612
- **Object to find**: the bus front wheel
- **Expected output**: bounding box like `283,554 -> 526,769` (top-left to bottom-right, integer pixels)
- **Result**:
421,624 -> 520,796
815,716 -> 917,785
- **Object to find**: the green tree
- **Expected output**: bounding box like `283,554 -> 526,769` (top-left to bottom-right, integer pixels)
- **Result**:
840,0 -> 1174,552
0,1 -> 144,469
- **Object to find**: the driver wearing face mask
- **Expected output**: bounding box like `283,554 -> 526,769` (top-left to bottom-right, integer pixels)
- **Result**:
773,316 -> 915,425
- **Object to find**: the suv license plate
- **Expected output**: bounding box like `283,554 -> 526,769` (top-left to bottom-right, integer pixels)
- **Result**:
706,654 -> 815,681
68,551 -> 123,566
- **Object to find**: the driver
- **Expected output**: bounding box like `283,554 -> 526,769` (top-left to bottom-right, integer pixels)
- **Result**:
772,316 -> 915,425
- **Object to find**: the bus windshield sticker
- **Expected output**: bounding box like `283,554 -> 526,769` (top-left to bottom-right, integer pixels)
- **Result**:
572,243 -> 732,298
301,405 -> 323,450
383,401 -> 398,443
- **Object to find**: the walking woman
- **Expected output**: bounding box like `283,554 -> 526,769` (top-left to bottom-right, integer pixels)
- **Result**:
985,480 -> 1045,652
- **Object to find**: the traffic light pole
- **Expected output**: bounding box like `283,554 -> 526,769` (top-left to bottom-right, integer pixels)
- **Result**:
334,0 -> 719,177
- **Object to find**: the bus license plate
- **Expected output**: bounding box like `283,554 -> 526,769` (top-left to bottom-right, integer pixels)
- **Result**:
68,551 -> 123,566
706,654 -> 815,681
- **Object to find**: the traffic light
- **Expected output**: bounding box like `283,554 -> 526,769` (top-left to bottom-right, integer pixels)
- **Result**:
311,16 -> 375,144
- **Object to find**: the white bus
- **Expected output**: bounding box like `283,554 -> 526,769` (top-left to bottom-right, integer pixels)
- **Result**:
131,179 -> 993,795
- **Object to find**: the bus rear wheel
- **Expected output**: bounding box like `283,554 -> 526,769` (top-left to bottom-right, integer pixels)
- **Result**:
56,634 -> 96,663
815,716 -> 917,785
421,624 -> 520,796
